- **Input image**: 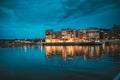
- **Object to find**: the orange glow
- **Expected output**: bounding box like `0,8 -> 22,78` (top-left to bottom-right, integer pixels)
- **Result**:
46,39 -> 51,43
45,46 -> 103,60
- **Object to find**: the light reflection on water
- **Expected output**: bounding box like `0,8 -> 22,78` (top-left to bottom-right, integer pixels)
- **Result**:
45,46 -> 104,61
0,43 -> 120,80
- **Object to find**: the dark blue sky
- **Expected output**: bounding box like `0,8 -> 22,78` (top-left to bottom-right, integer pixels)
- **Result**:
0,0 -> 120,39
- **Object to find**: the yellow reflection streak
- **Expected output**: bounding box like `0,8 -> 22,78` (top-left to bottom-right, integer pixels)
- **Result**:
45,45 -> 105,60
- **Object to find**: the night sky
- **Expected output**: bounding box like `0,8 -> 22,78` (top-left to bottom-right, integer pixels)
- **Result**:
0,0 -> 120,39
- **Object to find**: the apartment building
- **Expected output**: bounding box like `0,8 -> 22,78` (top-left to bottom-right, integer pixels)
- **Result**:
45,28 -> 110,43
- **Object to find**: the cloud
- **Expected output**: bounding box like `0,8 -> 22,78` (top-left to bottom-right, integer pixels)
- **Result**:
0,0 -> 120,25
57,0 -> 120,23
0,0 -> 120,38
0,0 -> 61,25
0,5 -> 17,27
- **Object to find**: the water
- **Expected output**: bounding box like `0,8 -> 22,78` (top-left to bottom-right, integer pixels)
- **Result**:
0,43 -> 120,80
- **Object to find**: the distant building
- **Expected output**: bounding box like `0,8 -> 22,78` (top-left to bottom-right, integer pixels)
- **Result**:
109,25 -> 120,40
61,28 -> 76,42
100,29 -> 110,40
45,30 -> 54,42
45,25 -> 120,43
45,28 -> 100,43
76,30 -> 87,42
86,28 -> 100,42
45,30 -> 54,39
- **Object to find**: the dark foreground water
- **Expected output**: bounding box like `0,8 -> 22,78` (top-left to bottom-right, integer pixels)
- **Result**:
0,43 -> 120,80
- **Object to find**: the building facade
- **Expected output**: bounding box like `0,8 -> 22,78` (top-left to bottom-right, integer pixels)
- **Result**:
45,30 -> 54,43
109,25 -> 120,40
45,25 -> 120,43
61,29 -> 76,42
86,28 -> 100,42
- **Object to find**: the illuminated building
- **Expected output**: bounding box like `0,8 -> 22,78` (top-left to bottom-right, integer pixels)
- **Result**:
45,28 -> 77,43
45,30 -> 54,43
100,29 -> 110,40
86,28 -> 100,42
109,25 -> 120,40
61,28 -> 76,42
99,25 -> 120,40
76,30 -> 87,42
45,26 -> 120,43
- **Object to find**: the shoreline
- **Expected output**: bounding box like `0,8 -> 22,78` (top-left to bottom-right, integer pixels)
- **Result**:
0,40 -> 120,48
43,42 -> 103,46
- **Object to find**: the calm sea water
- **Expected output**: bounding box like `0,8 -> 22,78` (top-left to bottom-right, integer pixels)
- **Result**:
0,43 -> 120,80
